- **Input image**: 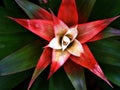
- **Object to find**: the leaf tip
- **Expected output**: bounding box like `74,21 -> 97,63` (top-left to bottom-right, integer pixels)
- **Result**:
109,15 -> 120,22
8,16 -> 14,20
27,80 -> 33,90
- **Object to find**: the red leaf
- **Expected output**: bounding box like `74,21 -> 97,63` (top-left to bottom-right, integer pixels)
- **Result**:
87,32 -> 103,42
42,0 -> 48,3
28,48 -> 52,90
9,17 -> 54,41
88,27 -> 120,42
77,16 -> 120,43
70,44 -> 112,87
48,49 -> 70,79
58,0 -> 78,26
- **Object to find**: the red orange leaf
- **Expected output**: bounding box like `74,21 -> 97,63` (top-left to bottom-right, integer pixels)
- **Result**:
58,0 -> 78,26
77,16 -> 120,43
9,17 -> 54,41
48,49 -> 70,79
70,44 -> 112,87
28,48 -> 52,90
88,27 -> 120,42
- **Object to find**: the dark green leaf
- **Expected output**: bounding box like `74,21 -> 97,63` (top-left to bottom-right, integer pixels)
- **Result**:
0,40 -> 44,75
76,0 -> 96,23
48,0 -> 61,15
102,27 -> 120,39
30,68 -> 49,90
0,7 -> 37,60
15,0 -> 43,19
0,32 -> 37,60
89,0 -> 120,29
49,68 -> 74,90
0,7 -> 27,33
4,0 -> 19,11
0,69 -> 32,90
88,39 -> 120,67
64,60 -> 87,90
3,0 -> 27,17
102,65 -> 120,86
90,0 -> 120,19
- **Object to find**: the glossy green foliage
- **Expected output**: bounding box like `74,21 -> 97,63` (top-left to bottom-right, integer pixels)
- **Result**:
49,68 -> 74,90
89,0 -> 120,29
89,39 -> 120,67
89,39 -> 120,86
103,65 -> 120,87
0,40 -> 43,75
76,0 -> 96,23
0,69 -> 32,90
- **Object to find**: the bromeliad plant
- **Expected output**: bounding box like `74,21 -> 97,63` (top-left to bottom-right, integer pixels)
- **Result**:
5,0 -> 120,89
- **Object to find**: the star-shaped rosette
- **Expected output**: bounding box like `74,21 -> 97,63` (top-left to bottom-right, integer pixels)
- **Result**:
9,0 -> 120,89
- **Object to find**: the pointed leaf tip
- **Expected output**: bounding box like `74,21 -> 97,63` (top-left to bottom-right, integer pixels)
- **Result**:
77,15 -> 120,43
58,0 -> 78,26
88,27 -> 120,42
70,44 -> 112,87
91,64 -> 113,88
28,48 -> 51,89
106,15 -> 120,23
9,17 -> 54,41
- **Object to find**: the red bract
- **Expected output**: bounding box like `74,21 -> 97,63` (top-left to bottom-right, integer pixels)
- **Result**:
10,0 -> 120,89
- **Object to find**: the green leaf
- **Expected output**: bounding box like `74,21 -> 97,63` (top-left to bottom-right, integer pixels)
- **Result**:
76,0 -> 96,23
89,0 -> 120,29
64,60 -> 87,90
3,0 -> 19,11
30,69 -> 49,90
102,65 -> 120,86
0,7 -> 37,59
90,0 -> 120,19
101,27 -> 120,39
3,0 -> 27,17
15,0 -> 43,19
0,40 -> 44,75
0,69 -> 32,90
0,32 -> 37,60
0,7 -> 26,33
88,39 -> 120,67
49,68 -> 74,90
48,0 -> 61,15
